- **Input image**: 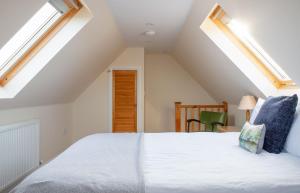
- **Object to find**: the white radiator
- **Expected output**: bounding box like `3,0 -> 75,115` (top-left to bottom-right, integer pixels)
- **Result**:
0,120 -> 39,191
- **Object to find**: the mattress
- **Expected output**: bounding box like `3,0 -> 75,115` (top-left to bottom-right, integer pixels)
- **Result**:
11,132 -> 300,193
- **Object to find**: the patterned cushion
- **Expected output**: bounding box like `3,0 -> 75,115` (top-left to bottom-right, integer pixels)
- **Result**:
239,122 -> 266,154
254,94 -> 298,154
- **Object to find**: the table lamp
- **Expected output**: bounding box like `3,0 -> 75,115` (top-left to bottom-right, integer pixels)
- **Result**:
238,95 -> 256,122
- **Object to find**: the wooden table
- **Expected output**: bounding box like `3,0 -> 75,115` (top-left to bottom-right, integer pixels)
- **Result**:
217,126 -> 241,133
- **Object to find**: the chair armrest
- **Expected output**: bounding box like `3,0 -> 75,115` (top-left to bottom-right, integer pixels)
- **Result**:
187,119 -> 201,123
186,119 -> 202,132
211,121 -> 224,126
211,121 -> 225,132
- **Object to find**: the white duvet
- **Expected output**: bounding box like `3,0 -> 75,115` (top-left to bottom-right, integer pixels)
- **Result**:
144,132 -> 300,193
11,132 -> 300,193
11,133 -> 144,193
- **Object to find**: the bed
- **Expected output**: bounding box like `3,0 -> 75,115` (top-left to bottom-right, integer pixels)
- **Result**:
11,132 -> 300,193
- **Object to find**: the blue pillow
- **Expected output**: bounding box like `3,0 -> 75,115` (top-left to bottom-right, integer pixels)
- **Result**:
254,94 -> 298,154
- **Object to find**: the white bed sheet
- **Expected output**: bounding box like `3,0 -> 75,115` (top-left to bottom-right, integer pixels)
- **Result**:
144,132 -> 300,193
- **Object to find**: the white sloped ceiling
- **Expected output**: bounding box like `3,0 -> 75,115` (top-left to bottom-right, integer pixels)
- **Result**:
0,0 -> 125,109
1,0 -> 299,108
0,0 -> 46,48
106,0 -> 194,53
173,0 -> 300,104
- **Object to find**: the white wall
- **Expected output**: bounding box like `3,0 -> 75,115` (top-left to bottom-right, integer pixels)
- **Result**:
71,51 -> 245,136
228,104 -> 246,128
71,47 -> 144,142
145,54 -> 216,132
0,104 -> 72,162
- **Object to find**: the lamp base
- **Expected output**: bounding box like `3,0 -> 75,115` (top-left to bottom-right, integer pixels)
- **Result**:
246,110 -> 250,122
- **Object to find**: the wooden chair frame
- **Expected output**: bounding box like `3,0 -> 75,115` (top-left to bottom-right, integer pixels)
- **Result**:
175,101 -> 228,132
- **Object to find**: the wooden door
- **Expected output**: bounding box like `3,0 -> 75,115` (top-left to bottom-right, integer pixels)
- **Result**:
113,70 -> 137,132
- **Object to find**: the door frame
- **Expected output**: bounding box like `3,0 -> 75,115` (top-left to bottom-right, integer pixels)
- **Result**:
108,66 -> 144,132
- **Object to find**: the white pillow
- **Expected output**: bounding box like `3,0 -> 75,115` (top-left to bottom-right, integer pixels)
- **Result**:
284,107 -> 300,157
249,98 -> 265,124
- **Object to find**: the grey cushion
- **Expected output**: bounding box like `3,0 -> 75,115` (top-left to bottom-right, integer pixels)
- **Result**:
254,94 -> 298,154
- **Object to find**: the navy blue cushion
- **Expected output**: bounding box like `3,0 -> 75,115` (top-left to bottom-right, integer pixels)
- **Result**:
254,94 -> 298,154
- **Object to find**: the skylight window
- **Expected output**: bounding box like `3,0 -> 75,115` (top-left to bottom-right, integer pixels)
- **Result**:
227,20 -> 292,82
208,5 -> 296,89
0,0 -> 82,86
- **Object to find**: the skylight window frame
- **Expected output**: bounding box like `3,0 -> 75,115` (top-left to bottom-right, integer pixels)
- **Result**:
0,1 -> 82,86
208,5 -> 296,89
0,5 -> 62,77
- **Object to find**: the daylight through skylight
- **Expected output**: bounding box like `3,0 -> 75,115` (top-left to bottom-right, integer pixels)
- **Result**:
227,20 -> 291,82
208,5 -> 296,89
0,3 -> 62,78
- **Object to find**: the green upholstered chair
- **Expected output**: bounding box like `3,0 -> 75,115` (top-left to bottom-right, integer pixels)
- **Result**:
187,111 -> 227,132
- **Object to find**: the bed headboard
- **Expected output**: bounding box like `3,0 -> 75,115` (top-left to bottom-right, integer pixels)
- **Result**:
175,101 -> 228,132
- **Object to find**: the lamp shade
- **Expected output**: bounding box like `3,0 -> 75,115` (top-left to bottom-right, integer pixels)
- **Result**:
238,95 -> 256,110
